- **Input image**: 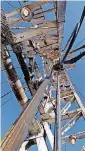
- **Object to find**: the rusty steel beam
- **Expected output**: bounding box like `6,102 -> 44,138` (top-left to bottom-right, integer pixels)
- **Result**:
1,9 -> 14,45
12,44 -> 35,96
1,78 -> 49,151
1,44 -> 28,108
5,1 -> 48,18
12,21 -> 57,43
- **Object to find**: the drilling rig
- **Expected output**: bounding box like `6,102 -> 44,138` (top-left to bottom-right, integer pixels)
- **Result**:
1,1 -> 85,151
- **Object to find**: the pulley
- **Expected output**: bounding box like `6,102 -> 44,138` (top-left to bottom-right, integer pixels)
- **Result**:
20,7 -> 33,21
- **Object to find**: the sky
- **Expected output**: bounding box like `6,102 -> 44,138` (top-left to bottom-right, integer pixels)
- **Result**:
1,1 -> 85,151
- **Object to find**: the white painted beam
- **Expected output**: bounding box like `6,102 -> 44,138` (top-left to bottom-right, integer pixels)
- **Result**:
43,122 -> 54,150
36,128 -> 48,151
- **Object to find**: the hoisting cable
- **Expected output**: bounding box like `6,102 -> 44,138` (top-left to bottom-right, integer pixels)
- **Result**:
62,24 -> 78,52
76,6 -> 85,35
70,45 -> 85,54
64,51 -> 85,64
73,37 -> 85,50
61,23 -> 78,63
62,6 -> 85,64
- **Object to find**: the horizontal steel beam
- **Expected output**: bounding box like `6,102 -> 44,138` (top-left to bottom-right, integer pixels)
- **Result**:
6,1 -> 47,18
62,131 -> 85,144
41,108 -> 82,124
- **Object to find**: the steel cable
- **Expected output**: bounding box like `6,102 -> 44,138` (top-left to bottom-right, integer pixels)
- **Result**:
1,97 -> 13,107
74,37 -> 85,49
4,0 -> 15,9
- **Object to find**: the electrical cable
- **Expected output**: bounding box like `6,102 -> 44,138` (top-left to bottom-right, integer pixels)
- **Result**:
1,80 -> 8,85
1,97 -> 13,107
1,74 -> 24,85
1,90 -> 13,99
1,80 -> 28,100
70,45 -> 85,54
1,66 -> 21,72
1,81 -> 28,107
4,0 -> 16,8
73,37 -> 85,49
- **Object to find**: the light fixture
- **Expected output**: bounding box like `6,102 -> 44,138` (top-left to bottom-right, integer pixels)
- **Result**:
21,7 -> 30,17
69,135 -> 76,145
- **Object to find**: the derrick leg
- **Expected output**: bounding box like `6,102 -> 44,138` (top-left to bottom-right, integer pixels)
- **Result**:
36,136 -> 48,151
43,122 -> 54,150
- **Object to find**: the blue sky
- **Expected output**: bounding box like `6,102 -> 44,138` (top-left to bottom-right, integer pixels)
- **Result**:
1,1 -> 85,151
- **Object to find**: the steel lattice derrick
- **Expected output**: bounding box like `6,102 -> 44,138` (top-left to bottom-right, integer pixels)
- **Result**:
1,1 -> 85,151
1,0 -> 66,97
18,71 -> 85,150
3,1 -> 66,60
37,71 -> 85,150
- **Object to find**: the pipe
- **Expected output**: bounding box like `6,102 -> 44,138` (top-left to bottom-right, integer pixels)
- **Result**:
1,44 -> 28,109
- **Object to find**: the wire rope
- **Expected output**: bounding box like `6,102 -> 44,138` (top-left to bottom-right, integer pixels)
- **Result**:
18,0 -> 22,8
1,80 -> 27,100
1,97 -> 13,107
4,0 -> 16,9
1,74 -> 24,85
1,90 -> 13,99
74,37 -> 85,49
